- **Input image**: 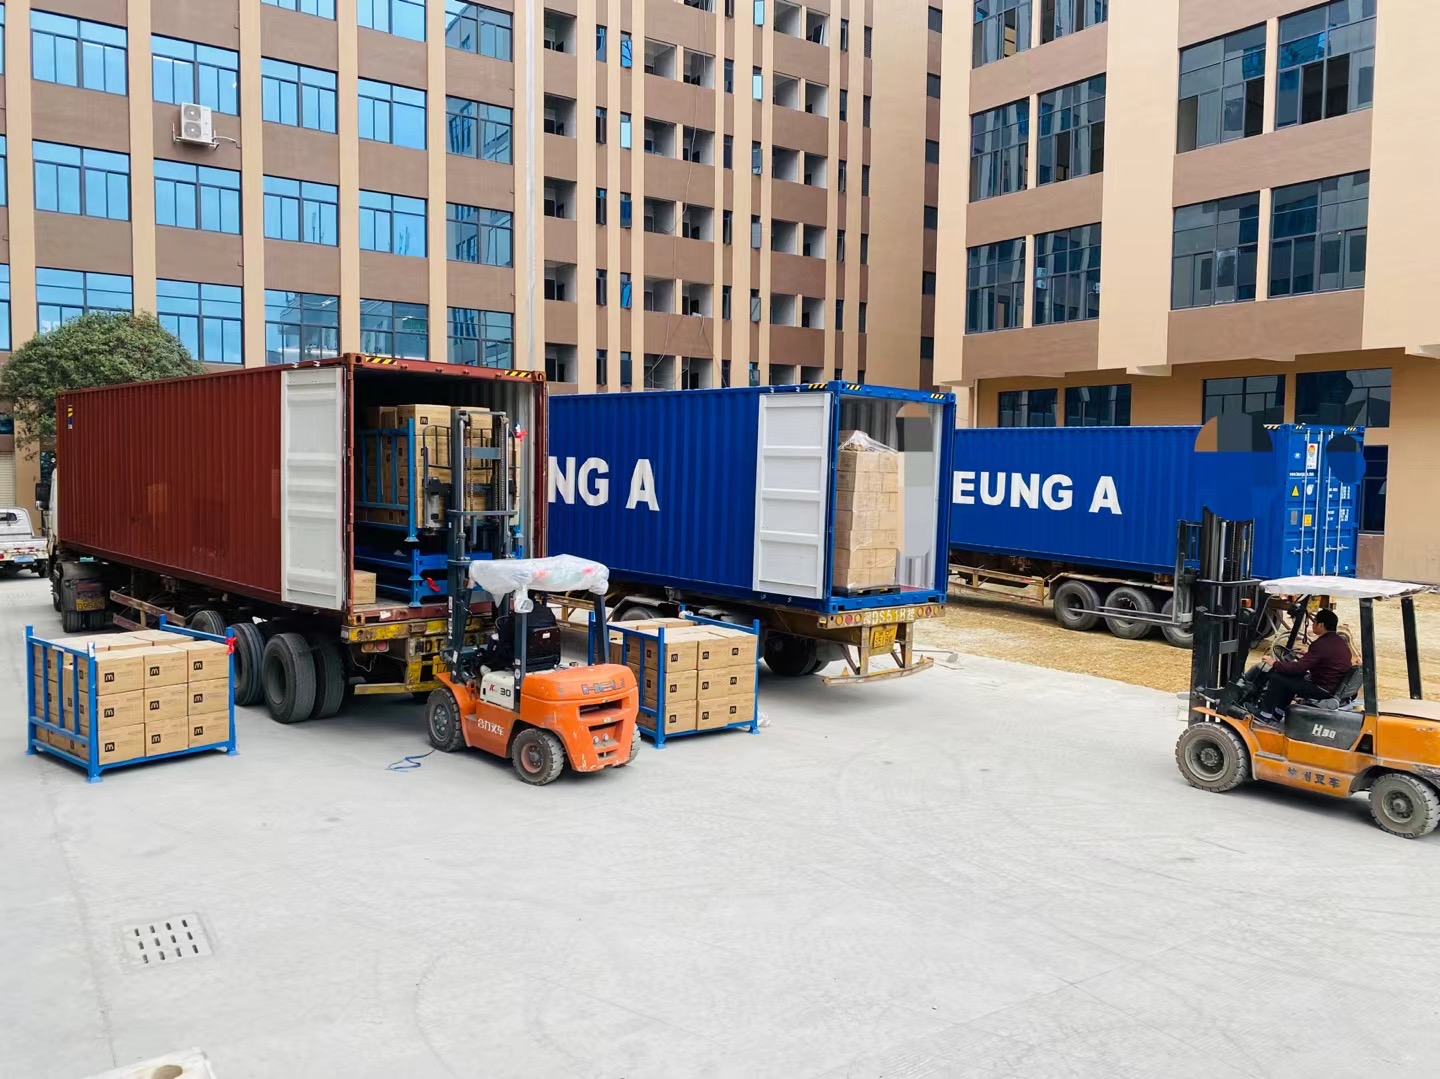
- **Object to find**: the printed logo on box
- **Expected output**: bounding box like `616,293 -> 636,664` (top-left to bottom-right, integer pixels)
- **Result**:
104,740 -> 116,752
150,733 -> 162,745
102,706 -> 116,719
104,672 -> 116,683
148,665 -> 161,677
149,700 -> 161,711
193,660 -> 203,670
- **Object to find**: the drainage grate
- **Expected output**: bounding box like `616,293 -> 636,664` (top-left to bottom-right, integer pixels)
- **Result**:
121,914 -> 213,968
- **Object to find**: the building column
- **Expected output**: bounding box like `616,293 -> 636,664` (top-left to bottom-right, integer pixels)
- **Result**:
6,0 -> 37,348
575,2 -> 598,392
127,0 -> 156,317
337,4 -> 361,352
238,0 -> 266,366
426,0 -> 448,363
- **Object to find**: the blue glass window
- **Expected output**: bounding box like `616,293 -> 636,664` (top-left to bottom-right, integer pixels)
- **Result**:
444,2 -> 512,59
31,12 -> 126,94
970,99 -> 1029,201
1270,171 -> 1369,297
265,290 -> 339,365
261,0 -> 336,16
0,136 -> 7,206
360,299 -> 428,358
37,269 -> 132,332
0,265 -> 10,351
263,175 -> 339,245
445,96 -> 512,162
360,191 -> 427,257
446,203 -> 512,265
998,389 -> 1057,428
0,8 -> 8,76
261,58 -> 338,132
153,36 -> 239,115
360,79 -> 427,149
34,142 -> 129,220
1276,1 -> 1376,129
1034,224 -> 1102,325
447,307 -> 513,366
154,160 -> 241,233
620,31 -> 632,67
360,0 -> 427,41
157,280 -> 243,364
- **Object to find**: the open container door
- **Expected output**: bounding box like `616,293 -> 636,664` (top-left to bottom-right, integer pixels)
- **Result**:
281,367 -> 346,610
753,392 -> 833,599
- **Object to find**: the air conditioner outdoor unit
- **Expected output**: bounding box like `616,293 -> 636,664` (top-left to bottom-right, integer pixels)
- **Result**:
177,103 -> 214,145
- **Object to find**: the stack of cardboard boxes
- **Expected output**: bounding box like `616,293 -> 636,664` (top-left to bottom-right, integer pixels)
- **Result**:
31,631 -> 231,766
609,620 -> 759,735
358,404 -> 506,527
832,432 -> 902,592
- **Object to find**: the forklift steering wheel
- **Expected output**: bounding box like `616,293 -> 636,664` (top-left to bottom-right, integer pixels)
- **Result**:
1270,644 -> 1298,664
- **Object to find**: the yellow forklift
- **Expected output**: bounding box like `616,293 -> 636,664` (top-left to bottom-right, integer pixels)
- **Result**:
1177,510 -> 1440,838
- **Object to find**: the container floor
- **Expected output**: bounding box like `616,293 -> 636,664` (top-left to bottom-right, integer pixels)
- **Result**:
3,577 -> 1436,1078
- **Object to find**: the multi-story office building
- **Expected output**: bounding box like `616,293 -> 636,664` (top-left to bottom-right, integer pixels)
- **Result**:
0,0 -> 945,519
935,0 -> 1440,581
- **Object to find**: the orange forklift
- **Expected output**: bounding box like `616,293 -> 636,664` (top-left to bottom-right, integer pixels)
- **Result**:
424,409 -> 639,784
1177,510 -> 1440,838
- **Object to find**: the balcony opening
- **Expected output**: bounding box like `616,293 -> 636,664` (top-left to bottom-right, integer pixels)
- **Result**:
800,295 -> 825,329
681,126 -> 715,164
543,9 -> 575,53
644,353 -> 676,389
770,292 -> 798,325
681,356 -> 713,389
805,10 -> 828,44
775,0 -> 803,37
680,203 -> 714,241
683,49 -> 715,87
643,197 -> 676,235
544,343 -> 577,383
543,262 -> 576,301
772,146 -> 800,182
801,224 -> 826,258
644,39 -> 677,79
771,220 -> 799,254
543,178 -> 576,220
803,152 -> 827,188
801,364 -> 825,382
643,118 -> 677,157
643,277 -> 675,313
770,363 -> 799,385
681,282 -> 713,317
542,95 -> 575,136
773,72 -> 801,110
804,81 -> 828,117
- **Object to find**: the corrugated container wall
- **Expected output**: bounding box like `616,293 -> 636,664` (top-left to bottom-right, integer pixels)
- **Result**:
57,369 -> 286,600
949,425 -> 1364,578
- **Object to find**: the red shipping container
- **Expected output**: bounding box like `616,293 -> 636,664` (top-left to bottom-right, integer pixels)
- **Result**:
56,356 -> 546,612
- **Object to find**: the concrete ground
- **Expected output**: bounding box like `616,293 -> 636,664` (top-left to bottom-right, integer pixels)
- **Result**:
3,577 -> 1439,1079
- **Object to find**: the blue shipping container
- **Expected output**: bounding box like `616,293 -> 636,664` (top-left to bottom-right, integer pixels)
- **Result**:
548,384 -> 957,613
949,425 -> 1364,579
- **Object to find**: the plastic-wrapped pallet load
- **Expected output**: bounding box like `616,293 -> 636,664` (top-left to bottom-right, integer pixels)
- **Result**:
833,431 -> 901,591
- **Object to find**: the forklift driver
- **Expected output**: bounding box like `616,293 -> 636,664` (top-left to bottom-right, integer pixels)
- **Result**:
1256,608 -> 1351,720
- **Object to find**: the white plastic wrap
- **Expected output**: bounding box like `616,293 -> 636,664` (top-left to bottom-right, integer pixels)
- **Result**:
838,429 -> 899,455
468,554 -> 610,612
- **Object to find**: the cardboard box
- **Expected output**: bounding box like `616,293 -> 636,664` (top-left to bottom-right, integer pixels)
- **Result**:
140,646 -> 189,688
608,639 -> 642,670
130,630 -> 192,645
836,468 -> 900,495
696,630 -> 759,670
833,527 -> 900,551
62,689 -> 144,734
98,724 -> 146,765
833,547 -> 897,590
144,716 -> 190,757
184,641 -> 229,682
641,629 -> 711,672
143,683 -> 188,723
353,570 -> 377,605
77,652 -> 146,696
642,668 -> 697,707
697,669 -> 751,702
188,716 -> 229,748
697,695 -> 753,730
653,699 -> 698,736
186,679 -> 230,717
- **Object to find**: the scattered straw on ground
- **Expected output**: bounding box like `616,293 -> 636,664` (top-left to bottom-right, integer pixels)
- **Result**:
917,590 -> 1440,702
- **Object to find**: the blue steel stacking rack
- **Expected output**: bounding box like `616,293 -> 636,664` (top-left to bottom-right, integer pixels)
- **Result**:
594,611 -> 762,748
25,618 -> 238,783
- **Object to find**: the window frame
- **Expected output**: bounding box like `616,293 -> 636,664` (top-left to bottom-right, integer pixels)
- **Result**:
359,0 -> 427,42
154,159 -> 242,234
152,35 -> 240,115
445,202 -> 514,266
1040,0 -> 1108,45
263,174 -> 340,245
358,78 -> 427,149
261,58 -> 338,133
1036,75 -> 1106,185
998,388 -> 1057,428
445,96 -> 513,163
359,189 -> 428,257
359,297 -> 429,359
33,141 -> 130,221
1064,383 -> 1131,427
1177,24 -> 1266,152
1276,1 -> 1377,130
1171,192 -> 1260,310
444,2 -> 513,60
1294,367 -> 1390,427
1033,223 -> 1102,326
969,99 -> 1029,201
36,268 -> 133,333
1202,374 -> 1286,426
966,238 -> 1026,334
1269,170 -> 1369,299
973,0 -> 1031,68
447,306 -> 514,367
156,279 -> 243,365
30,11 -> 127,95
263,289 -> 339,365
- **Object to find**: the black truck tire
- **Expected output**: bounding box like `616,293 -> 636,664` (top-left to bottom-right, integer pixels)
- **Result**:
1160,598 -> 1194,649
764,633 -> 818,677
262,632 -> 317,724
306,633 -> 347,719
61,609 -> 85,633
1053,580 -> 1102,632
1104,586 -> 1156,641
230,622 -> 266,707
188,609 -> 228,637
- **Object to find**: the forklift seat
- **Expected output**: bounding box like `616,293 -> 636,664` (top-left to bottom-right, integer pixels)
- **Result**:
1311,665 -> 1365,711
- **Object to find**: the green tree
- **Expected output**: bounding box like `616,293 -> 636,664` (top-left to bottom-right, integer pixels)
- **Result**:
0,313 -> 203,451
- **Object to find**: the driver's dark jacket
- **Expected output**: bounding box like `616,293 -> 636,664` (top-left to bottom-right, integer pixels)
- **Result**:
1271,632 -> 1352,695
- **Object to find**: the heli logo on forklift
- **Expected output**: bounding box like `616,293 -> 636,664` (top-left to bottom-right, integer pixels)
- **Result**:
547,457 -> 659,511
952,472 -> 1123,515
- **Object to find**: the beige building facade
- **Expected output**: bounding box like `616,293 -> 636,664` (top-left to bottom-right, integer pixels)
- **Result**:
935,0 -> 1440,582
0,0 -> 952,524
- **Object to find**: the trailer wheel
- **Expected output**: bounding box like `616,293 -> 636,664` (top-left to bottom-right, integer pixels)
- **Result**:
33,560 -> 49,577
229,622 -> 265,706
511,728 -> 566,785
426,688 -> 466,752
187,609 -> 228,637
1053,580 -> 1102,632
618,603 -> 663,622
1104,586 -> 1157,641
61,609 -> 85,633
1369,774 -> 1440,839
764,633 -> 818,677
306,633 -> 347,719
261,632 -> 317,724
1160,598 -> 1193,649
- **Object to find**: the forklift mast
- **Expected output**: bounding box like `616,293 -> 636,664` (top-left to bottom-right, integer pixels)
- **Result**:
442,408 -> 519,683
1189,509 -> 1261,703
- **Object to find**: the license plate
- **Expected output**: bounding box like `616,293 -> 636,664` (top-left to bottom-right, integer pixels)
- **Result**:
74,596 -> 106,612
12,556 -> 34,564
870,625 -> 897,651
